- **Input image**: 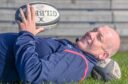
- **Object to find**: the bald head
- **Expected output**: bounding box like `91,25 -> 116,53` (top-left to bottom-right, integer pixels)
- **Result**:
99,25 -> 120,57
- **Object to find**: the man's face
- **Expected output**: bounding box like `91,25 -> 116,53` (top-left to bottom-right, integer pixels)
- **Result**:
77,26 -> 117,60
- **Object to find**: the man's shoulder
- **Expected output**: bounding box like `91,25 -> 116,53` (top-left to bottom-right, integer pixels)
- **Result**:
0,33 -> 18,44
0,33 -> 18,38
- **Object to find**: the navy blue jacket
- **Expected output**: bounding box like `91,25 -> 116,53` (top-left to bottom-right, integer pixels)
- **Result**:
0,31 -> 98,83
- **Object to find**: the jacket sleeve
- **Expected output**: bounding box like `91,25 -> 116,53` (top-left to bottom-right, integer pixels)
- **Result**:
14,31 -> 88,83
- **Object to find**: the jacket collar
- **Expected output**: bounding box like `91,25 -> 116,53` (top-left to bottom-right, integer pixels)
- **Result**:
62,39 -> 99,65
82,51 -> 98,65
74,44 -> 98,65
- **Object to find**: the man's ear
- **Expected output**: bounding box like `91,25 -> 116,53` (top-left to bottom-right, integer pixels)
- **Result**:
99,52 -> 109,60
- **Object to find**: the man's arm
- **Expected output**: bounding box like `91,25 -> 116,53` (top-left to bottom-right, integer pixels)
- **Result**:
14,4 -> 88,83
14,31 -> 88,83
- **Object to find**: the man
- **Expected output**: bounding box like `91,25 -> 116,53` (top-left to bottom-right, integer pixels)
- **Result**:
0,5 -> 120,83
14,4 -> 120,83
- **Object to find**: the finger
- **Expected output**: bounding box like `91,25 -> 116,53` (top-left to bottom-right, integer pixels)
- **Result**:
31,6 -> 35,21
18,22 -> 25,31
16,20 -> 21,24
36,26 -> 45,29
36,28 -> 45,34
20,8 -> 26,22
27,4 -> 31,21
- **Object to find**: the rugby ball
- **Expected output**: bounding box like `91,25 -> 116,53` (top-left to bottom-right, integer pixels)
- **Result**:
15,2 -> 60,29
94,58 -> 121,81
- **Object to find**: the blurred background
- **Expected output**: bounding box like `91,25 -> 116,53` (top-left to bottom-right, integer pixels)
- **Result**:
0,0 -> 128,51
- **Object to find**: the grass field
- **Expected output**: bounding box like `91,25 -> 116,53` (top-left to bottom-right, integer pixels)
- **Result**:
80,51 -> 128,84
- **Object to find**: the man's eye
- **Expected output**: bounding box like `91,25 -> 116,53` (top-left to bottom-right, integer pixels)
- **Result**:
97,34 -> 102,42
98,37 -> 102,41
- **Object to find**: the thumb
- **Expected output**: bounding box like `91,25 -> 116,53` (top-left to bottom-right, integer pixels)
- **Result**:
36,28 -> 45,34
16,20 -> 21,24
16,20 -> 22,27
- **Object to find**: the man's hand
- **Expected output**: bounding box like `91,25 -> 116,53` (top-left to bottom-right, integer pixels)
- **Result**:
18,4 -> 44,35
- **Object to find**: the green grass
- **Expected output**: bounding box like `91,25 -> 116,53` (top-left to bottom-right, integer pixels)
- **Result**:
80,51 -> 128,84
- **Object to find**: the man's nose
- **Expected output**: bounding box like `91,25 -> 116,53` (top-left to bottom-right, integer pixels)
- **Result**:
89,32 -> 97,39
